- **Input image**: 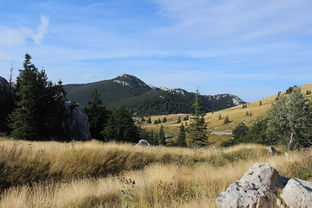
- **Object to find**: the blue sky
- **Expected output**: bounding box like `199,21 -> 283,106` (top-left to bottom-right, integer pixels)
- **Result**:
1,0 -> 312,101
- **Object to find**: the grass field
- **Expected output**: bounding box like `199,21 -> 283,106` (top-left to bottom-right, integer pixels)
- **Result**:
139,83 -> 312,146
0,137 -> 312,207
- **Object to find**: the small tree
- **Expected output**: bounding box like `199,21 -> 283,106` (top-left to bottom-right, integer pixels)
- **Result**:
162,117 -> 167,123
218,114 -> 222,120
157,118 -> 162,123
140,116 -> 145,122
259,101 -> 262,106
224,116 -> 231,124
158,125 -> 166,145
177,116 -> 181,123
85,89 -> 108,140
146,117 -> 151,124
177,123 -> 186,147
188,89 -> 207,147
183,115 -> 189,121
266,87 -> 312,150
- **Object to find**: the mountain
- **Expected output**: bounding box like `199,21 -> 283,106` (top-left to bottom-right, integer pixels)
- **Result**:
64,74 -> 244,115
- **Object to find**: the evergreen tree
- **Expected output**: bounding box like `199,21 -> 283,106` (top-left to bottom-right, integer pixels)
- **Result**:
158,125 -> 166,145
157,118 -> 161,123
259,101 -> 262,106
177,123 -> 186,147
176,116 -> 181,123
101,107 -> 139,143
183,115 -> 189,121
141,116 -> 145,122
218,114 -> 222,120
146,117 -> 152,124
85,89 -> 108,140
9,54 -> 65,140
266,87 -> 312,150
188,90 -> 207,147
224,116 -> 231,124
162,117 -> 167,123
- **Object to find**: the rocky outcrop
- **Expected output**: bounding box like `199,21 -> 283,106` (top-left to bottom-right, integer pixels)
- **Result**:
216,163 -> 287,208
216,163 -> 312,208
0,76 -> 13,130
0,76 -> 11,101
280,178 -> 312,208
136,139 -> 150,146
62,101 -> 91,141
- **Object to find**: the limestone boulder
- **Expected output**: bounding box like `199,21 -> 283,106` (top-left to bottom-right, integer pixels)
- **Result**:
280,178 -> 312,208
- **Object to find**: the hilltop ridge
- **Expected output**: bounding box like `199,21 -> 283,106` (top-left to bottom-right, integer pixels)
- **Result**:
64,74 -> 244,115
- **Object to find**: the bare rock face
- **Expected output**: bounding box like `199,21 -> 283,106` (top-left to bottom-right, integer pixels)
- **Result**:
62,101 -> 91,141
216,162 -> 312,208
0,76 -> 13,129
0,76 -> 12,108
216,163 -> 287,208
280,178 -> 312,208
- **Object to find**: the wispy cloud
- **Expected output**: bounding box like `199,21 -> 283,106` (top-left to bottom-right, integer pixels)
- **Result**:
153,0 -> 312,43
0,15 -> 49,47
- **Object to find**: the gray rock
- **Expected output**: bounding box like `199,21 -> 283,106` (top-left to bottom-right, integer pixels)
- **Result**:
266,146 -> 279,155
136,139 -> 150,146
216,163 -> 285,208
281,178 -> 312,208
0,76 -> 12,108
62,101 -> 91,141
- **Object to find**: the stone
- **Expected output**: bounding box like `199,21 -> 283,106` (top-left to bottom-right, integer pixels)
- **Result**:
280,178 -> 312,208
62,101 -> 91,141
216,163 -> 286,208
136,139 -> 150,146
266,146 -> 279,155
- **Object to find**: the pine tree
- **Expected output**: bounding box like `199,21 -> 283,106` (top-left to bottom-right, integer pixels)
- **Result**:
85,89 -> 108,140
146,117 -> 151,124
188,89 -> 207,147
9,54 -> 65,140
259,101 -> 262,106
218,114 -> 222,120
101,107 -> 139,143
177,123 -> 186,147
158,125 -> 166,145
266,87 -> 312,150
224,116 -> 231,124
162,117 -> 167,123
177,116 -> 181,123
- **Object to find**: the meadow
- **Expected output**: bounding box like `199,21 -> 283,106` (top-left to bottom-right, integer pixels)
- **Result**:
0,137 -> 311,208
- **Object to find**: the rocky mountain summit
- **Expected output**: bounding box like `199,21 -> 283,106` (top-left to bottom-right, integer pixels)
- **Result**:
64,74 -> 245,115
216,163 -> 312,208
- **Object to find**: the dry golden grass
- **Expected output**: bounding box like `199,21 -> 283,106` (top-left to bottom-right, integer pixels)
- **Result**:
0,140 -> 311,208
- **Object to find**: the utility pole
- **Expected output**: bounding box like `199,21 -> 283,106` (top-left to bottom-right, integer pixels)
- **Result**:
9,63 -> 13,96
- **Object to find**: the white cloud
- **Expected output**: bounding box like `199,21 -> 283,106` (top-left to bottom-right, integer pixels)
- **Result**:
0,15 -> 49,47
32,15 -> 49,45
153,0 -> 312,42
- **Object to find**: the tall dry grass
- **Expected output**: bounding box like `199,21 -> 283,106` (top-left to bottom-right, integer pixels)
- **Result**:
0,137 -> 311,207
0,147 -> 311,208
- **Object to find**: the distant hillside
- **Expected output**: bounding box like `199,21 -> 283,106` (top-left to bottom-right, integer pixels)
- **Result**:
64,74 -> 244,115
140,83 -> 312,146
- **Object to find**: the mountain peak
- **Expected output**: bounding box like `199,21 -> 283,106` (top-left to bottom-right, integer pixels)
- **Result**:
113,74 -> 150,89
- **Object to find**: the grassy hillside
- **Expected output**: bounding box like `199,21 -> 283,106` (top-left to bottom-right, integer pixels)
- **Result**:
0,138 -> 311,208
139,83 -> 312,146
64,74 -> 244,115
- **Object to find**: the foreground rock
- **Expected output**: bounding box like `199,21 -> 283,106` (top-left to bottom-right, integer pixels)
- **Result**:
216,163 -> 286,208
216,162 -> 312,208
281,178 -> 312,208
